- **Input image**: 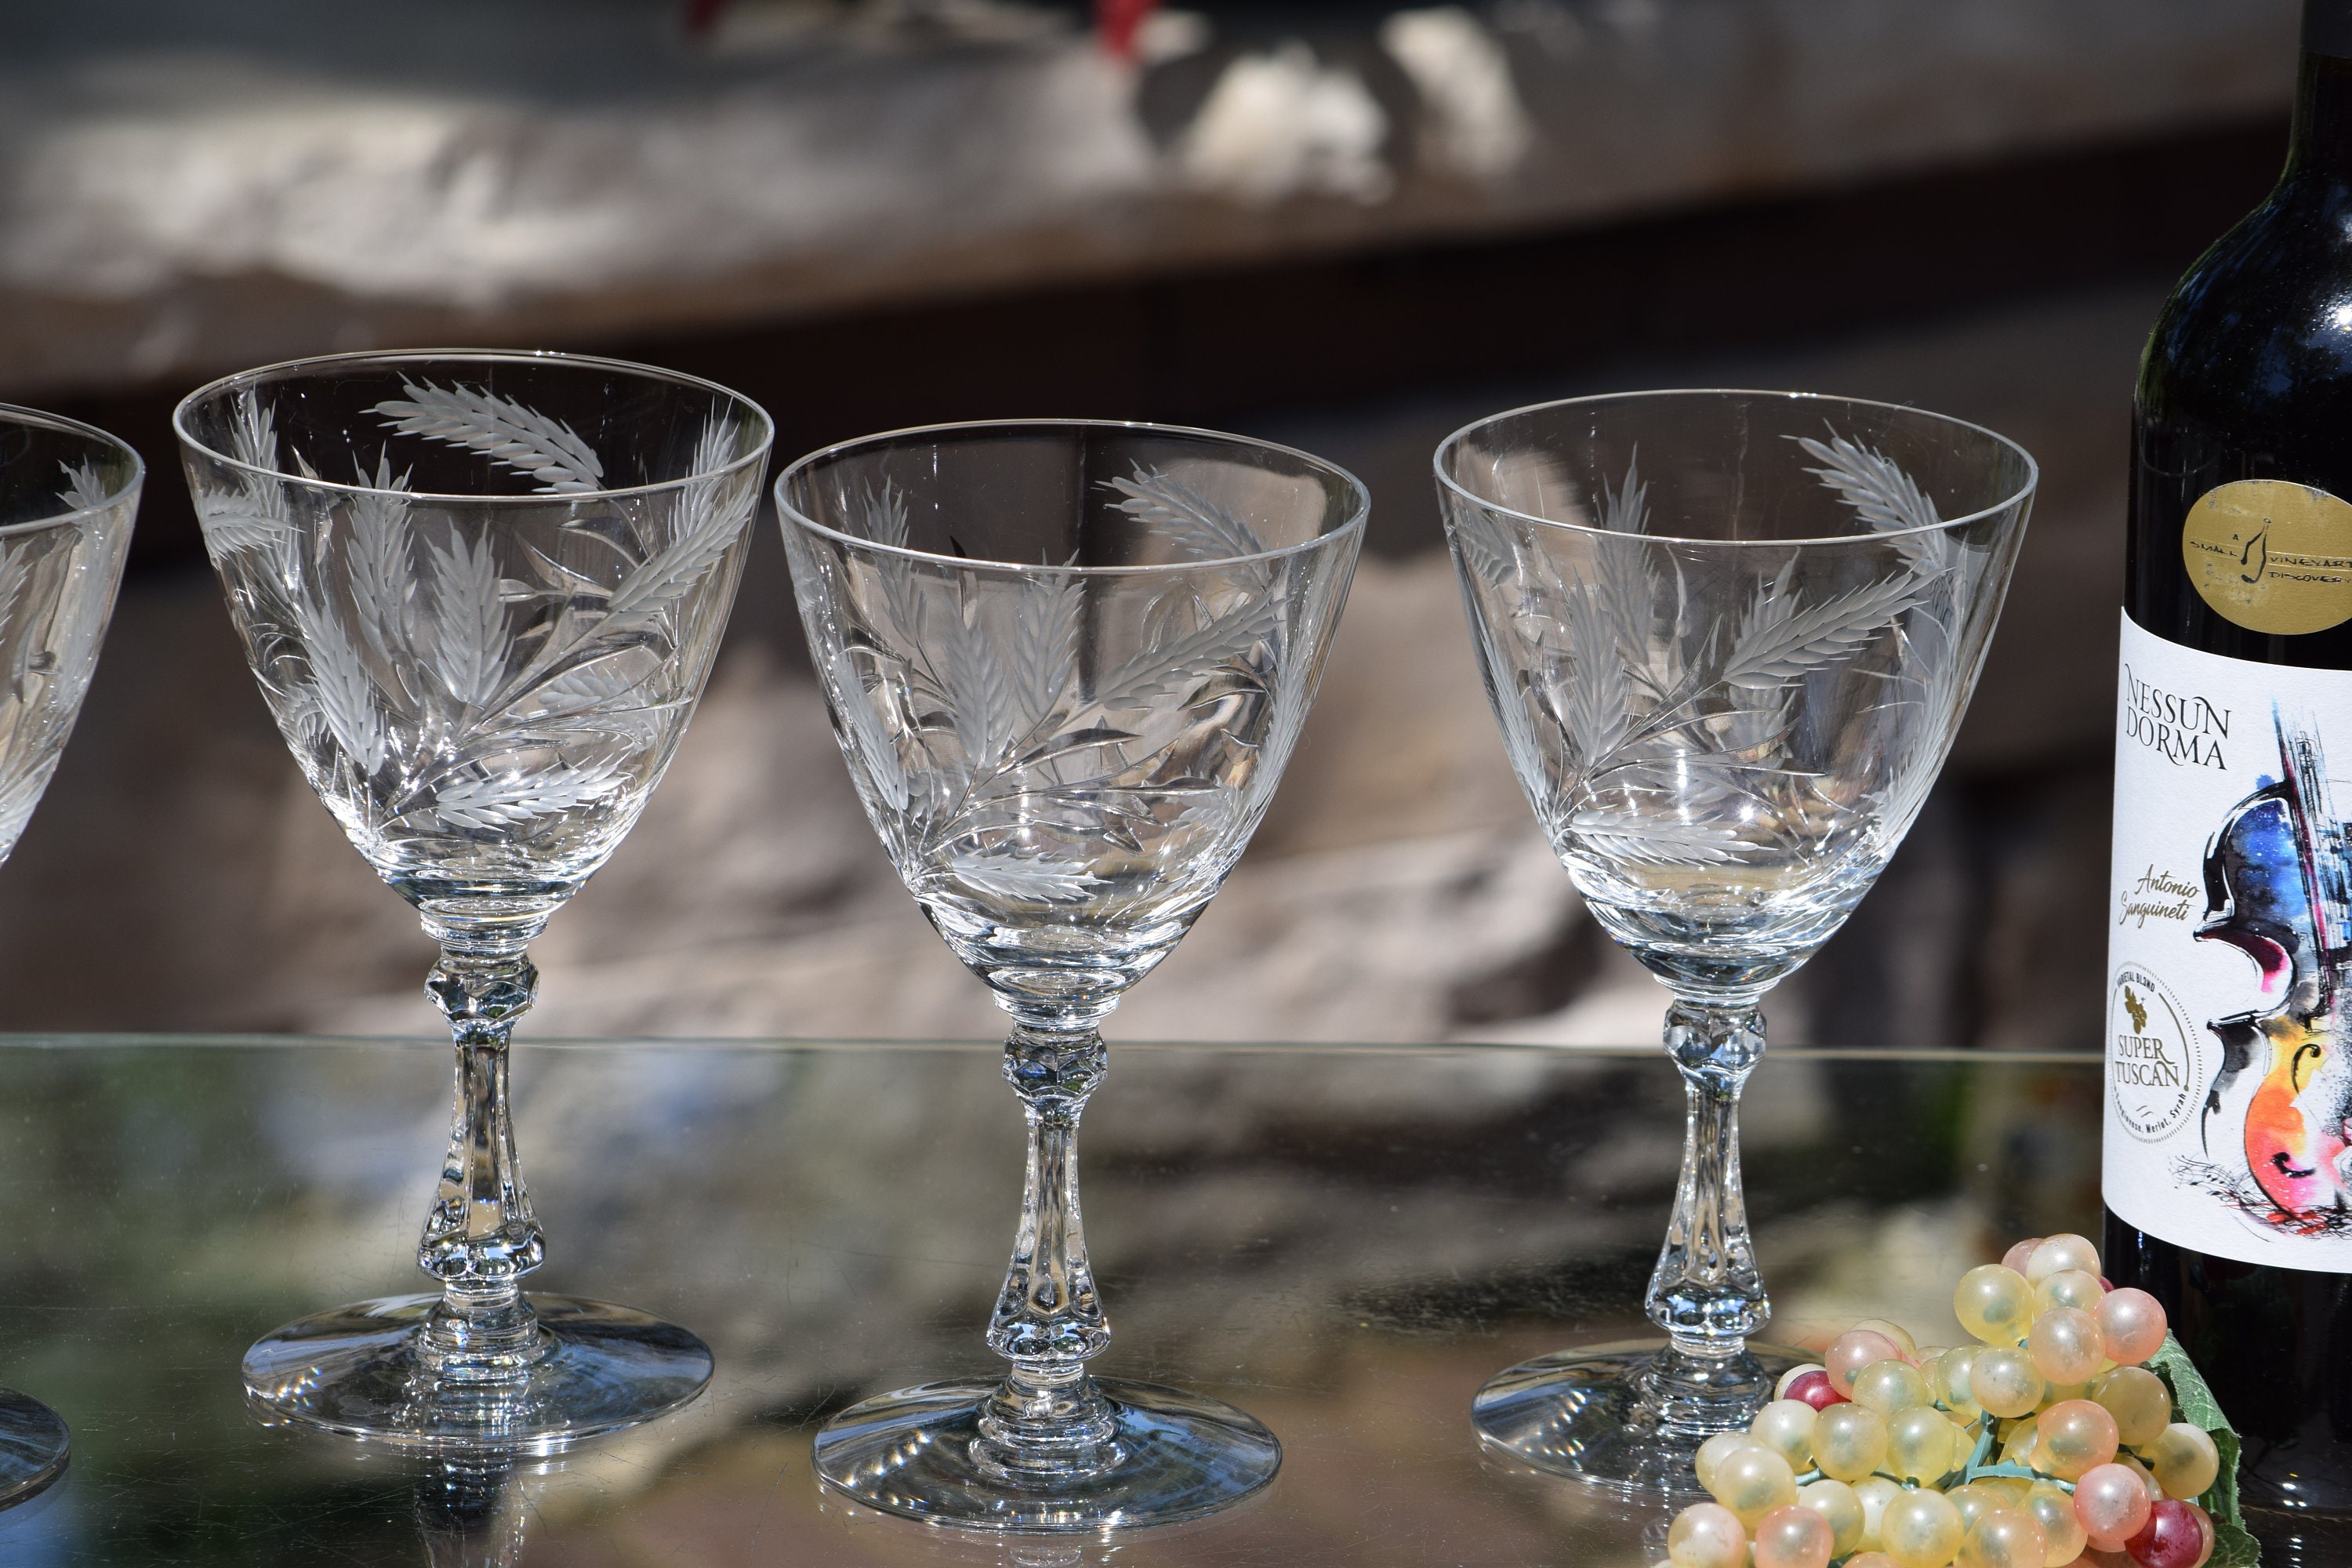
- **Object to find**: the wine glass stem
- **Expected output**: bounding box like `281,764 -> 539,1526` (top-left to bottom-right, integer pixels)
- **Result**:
981,1024 -> 1118,1473
417,943 -> 549,1379
1649,999 -> 1770,1363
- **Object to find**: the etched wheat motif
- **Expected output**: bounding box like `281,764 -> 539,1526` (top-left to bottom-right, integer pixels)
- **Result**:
56,461 -> 111,513
1469,430 -> 1960,869
200,390 -> 756,853
374,380 -> 606,493
1106,466 -> 1266,560
818,465 -> 1300,912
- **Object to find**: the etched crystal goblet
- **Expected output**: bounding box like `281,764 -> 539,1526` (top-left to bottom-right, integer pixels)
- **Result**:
0,406 -> 139,1505
175,350 -> 772,1451
780,419 -> 1365,1530
1440,390 -> 2034,1492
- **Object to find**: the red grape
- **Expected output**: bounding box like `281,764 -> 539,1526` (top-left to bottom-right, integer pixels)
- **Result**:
1785,1369 -> 1846,1410
2125,1499 -> 2207,1568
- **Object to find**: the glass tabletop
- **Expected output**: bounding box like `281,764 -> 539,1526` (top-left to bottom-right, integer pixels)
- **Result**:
0,1037 -> 2103,1566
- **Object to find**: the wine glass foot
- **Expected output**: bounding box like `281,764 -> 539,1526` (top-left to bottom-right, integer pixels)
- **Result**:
813,1377 -> 1280,1531
0,1389 -> 67,1509
241,1293 -> 712,1454
1470,1338 -> 1807,1496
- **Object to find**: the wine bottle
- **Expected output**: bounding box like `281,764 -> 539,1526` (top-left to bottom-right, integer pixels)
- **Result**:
2107,4 -> 2352,1557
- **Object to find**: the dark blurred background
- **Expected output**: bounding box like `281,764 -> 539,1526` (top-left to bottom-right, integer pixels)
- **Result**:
0,0 -> 2301,1045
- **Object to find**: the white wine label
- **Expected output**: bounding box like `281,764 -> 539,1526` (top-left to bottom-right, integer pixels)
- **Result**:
2109,610 -> 2352,1265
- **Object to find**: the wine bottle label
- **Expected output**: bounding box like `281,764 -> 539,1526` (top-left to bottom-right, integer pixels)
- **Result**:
2109,610 -> 2352,1265
2180,478 -> 2352,635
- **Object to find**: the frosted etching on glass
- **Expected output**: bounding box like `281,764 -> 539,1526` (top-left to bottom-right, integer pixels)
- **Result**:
1442,391 -> 2034,1497
782,421 -> 1365,1531
178,351 -> 771,1454
801,466 -> 1343,1022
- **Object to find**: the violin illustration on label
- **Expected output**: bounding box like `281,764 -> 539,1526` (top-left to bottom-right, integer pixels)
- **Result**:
2194,710 -> 2352,1234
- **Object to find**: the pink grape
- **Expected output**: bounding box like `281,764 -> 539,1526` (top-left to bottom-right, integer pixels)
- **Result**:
2125,1499 -> 2209,1568
1828,1330 -> 1905,1393
1668,1502 -> 1748,1568
1754,1503 -> 1836,1568
2001,1236 -> 2043,1274
2098,1288 -> 2169,1367
2074,1462 -> 2154,1548
1853,1317 -> 1921,1362
2038,1398 -> 2121,1481
2029,1307 -> 2107,1385
2026,1232 -> 2101,1283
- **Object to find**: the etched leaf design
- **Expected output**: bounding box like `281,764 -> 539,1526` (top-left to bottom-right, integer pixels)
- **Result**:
943,854 -> 1107,906
1007,566 -> 1083,727
1722,564 -> 1926,691
298,597 -> 393,775
413,754 -> 628,829
198,389 -> 300,560
861,479 -> 910,547
934,583 -> 1017,768
373,380 -> 605,493
602,419 -> 753,623
1588,456 -> 1661,665
1450,505 -> 1516,586
231,387 -> 280,476
1568,812 -> 1748,866
1106,466 -> 1266,561
347,456 -> 416,673
1562,586 -> 1631,764
56,460 -> 111,513
1092,591 -> 1276,710
424,528 -> 508,709
1792,431 -> 1955,572
828,655 -> 910,811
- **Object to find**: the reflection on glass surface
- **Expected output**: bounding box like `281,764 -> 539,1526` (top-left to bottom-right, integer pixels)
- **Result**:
0,1039 -> 2164,1566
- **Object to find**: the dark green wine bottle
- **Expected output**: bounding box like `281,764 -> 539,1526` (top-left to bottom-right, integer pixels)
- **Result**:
2107,5 -> 2352,1561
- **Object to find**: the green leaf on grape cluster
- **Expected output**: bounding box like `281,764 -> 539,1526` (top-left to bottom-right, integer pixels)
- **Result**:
2147,1330 -> 2260,1567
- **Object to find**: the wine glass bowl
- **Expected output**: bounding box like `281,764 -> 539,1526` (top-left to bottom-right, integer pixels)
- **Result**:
0,405 -> 140,1507
176,350 -> 771,1452
1440,390 -> 2034,1491
781,419 -> 1365,1530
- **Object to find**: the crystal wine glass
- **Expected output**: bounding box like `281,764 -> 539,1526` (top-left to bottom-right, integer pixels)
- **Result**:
779,419 -> 1366,1530
0,406 -> 139,1506
1439,390 -> 2034,1492
175,350 -> 772,1451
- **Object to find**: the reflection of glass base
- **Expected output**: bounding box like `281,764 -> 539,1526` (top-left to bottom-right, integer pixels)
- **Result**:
813,1377 -> 1280,1531
1472,1338 -> 1807,1496
241,1294 -> 712,1454
0,1388 -> 67,1509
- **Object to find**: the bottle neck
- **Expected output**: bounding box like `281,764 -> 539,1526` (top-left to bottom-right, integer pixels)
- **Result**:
2292,4 -> 2352,176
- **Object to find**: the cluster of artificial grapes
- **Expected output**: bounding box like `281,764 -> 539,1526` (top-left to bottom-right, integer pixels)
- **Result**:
1660,1234 -> 2224,1568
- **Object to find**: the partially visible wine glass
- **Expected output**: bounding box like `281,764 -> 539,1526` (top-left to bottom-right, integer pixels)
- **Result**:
1439,390 -> 2034,1492
780,419 -> 1366,1530
0,405 -> 140,1506
176,350 -> 771,1452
